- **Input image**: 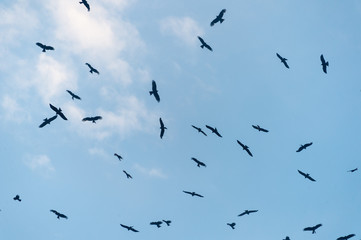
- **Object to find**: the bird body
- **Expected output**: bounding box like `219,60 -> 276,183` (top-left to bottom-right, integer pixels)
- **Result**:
205,125 -> 222,137
150,221 -> 163,228
49,104 -> 67,120
39,115 -> 57,128
210,9 -> 226,26
120,224 -> 139,232
191,157 -> 206,168
66,90 -> 81,100
303,223 -> 322,234
79,0 -> 90,11
149,80 -> 160,102
298,170 -> 316,182
82,116 -> 102,123
198,36 -> 213,51
337,234 -> 355,240
320,54 -> 329,73
237,140 -> 253,157
191,125 -> 207,136
123,170 -> 132,179
227,222 -> 236,229
296,142 -> 313,152
114,153 -> 122,161
13,195 -> 21,202
238,209 -> 258,216
348,168 -> 358,173
183,191 -> 204,198
85,63 -> 99,74
252,125 -> 269,132
50,209 -> 68,219
159,118 -> 167,139
36,42 -> 54,52
276,53 -> 289,68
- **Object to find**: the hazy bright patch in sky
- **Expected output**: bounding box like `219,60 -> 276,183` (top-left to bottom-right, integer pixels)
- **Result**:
0,0 -> 360,239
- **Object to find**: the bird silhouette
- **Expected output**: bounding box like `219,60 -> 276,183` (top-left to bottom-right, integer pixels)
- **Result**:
39,115 -> 57,128
191,125 -> 207,136
348,168 -> 358,173
49,104 -> 67,120
79,0 -> 90,11
303,223 -> 322,234
252,125 -> 269,132
162,220 -> 171,226
13,195 -> 21,202
149,80 -> 160,102
50,209 -> 68,219
36,42 -> 54,52
238,209 -> 258,216
210,9 -> 226,26
197,36 -> 213,51
276,53 -> 289,68
191,157 -> 206,168
298,170 -> 316,182
237,140 -> 253,157
205,125 -> 222,137
283,236 -> 290,240
159,118 -> 167,139
82,116 -> 102,123
114,153 -> 122,161
150,221 -> 163,228
296,142 -> 313,152
85,63 -> 99,74
123,170 -> 132,179
66,90 -> 81,100
227,222 -> 236,229
120,224 -> 139,232
337,234 -> 355,240
320,54 -> 329,74
183,191 -> 204,198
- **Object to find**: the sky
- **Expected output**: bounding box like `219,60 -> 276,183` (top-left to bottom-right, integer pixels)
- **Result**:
0,0 -> 360,239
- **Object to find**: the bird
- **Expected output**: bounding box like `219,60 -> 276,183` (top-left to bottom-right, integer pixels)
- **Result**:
13,195 -> 21,202
197,36 -> 213,51
162,220 -> 171,226
205,125 -> 222,137
50,209 -> 68,219
49,104 -> 68,120
36,42 -> 54,52
238,209 -> 258,216
183,191 -> 204,198
114,153 -> 122,161
191,125 -> 207,136
123,170 -> 132,179
237,140 -> 253,157
348,168 -> 358,173
191,157 -> 206,168
320,54 -> 329,74
150,221 -> 163,228
120,224 -> 139,232
85,63 -> 99,74
79,0 -> 90,11
252,125 -> 269,132
283,237 -> 290,240
66,90 -> 81,100
227,222 -> 236,229
159,118 -> 167,139
82,116 -> 102,123
149,80 -> 160,102
39,115 -> 57,128
303,223 -> 322,234
296,142 -> 313,152
297,170 -> 316,182
276,53 -> 289,68
210,9 -> 226,26
337,234 -> 355,240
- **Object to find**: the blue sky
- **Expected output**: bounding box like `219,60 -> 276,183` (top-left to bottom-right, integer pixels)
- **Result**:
0,0 -> 360,239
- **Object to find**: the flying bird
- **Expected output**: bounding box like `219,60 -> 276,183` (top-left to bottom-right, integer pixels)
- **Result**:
296,142 -> 313,152
210,9 -> 226,26
82,116 -> 102,123
283,237 -> 290,240
237,140 -> 253,157
36,42 -> 54,52
85,63 -> 99,74
149,80 -> 160,102
298,170 -> 316,182
205,125 -> 222,137
39,115 -> 57,128
303,223 -> 322,234
13,195 -> 21,202
191,125 -> 207,136
276,53 -> 289,68
79,0 -> 90,11
159,118 -> 167,139
49,104 -> 67,120
337,234 -> 355,240
348,168 -> 358,173
162,220 -> 171,226
238,210 -> 258,217
183,191 -> 204,198
150,221 -> 163,228
66,90 -> 81,100
120,224 -> 139,232
227,222 -> 236,229
320,54 -> 329,74
50,209 -> 68,219
252,125 -> 269,132
123,170 -> 132,179
114,153 -> 122,161
197,36 -> 213,51
191,157 -> 206,168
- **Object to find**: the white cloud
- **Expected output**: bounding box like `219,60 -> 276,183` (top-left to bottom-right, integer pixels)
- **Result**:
88,147 -> 107,157
24,154 -> 55,177
1,95 -> 30,123
134,163 -> 167,179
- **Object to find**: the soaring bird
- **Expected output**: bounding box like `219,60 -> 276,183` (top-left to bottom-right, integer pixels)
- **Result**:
114,153 -> 122,161
82,116 -> 102,123
197,36 -> 213,51
162,220 -> 171,226
79,0 -> 90,11
36,42 -> 54,52
252,125 -> 269,132
85,63 -> 99,74
303,224 -> 322,234
298,170 -> 316,182
150,221 -> 163,228
276,53 -> 289,68
191,157 -> 206,168
183,191 -> 204,198
50,209 -> 68,219
159,118 -> 167,139
66,90 -> 81,100
39,115 -> 57,128
210,9 -> 226,26
191,125 -> 207,136
283,236 -> 290,240
49,104 -> 67,120
337,234 -> 355,240
238,210 -> 258,216
13,195 -> 21,202
348,168 -> 358,173
205,125 -> 222,137
227,222 -> 236,229
120,224 -> 139,232
237,140 -> 253,157
123,170 -> 132,179
149,80 -> 160,102
296,142 -> 313,152
320,54 -> 329,74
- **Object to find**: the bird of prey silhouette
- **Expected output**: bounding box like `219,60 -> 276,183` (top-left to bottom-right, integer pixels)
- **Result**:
252,125 -> 269,132
36,42 -> 54,52
39,115 -> 57,128
237,140 -> 253,157
159,118 -> 167,139
50,210 -> 68,219
191,157 -> 206,168
85,63 -> 99,74
227,222 -> 236,229
150,221 -> 163,228
238,210 -> 258,216
123,170 -> 132,179
298,170 -> 316,182
197,36 -> 213,51
13,195 -> 21,202
283,236 -> 290,240
210,9 -> 226,26
348,168 -> 358,173
114,153 -> 122,161
276,53 -> 289,68
337,234 -> 355,240
320,54 -> 329,74
183,191 -> 204,198
149,80 -> 160,102
296,142 -> 313,152
79,0 -> 90,11
205,125 -> 222,137
162,220 -> 171,226
82,116 -> 102,123
303,223 -> 322,234
49,104 -> 67,120
191,125 -> 207,136
120,224 -> 139,232
66,90 -> 81,100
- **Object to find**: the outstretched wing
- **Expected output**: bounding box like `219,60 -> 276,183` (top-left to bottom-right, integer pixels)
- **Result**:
237,140 -> 245,148
210,18 -> 218,26
238,211 -> 246,216
36,42 -> 45,48
245,148 -> 253,157
44,45 -> 54,51
183,191 -> 192,195
130,227 -> 139,232
93,116 -> 102,121
320,54 -> 325,64
194,192 -> 204,198
276,53 -> 283,60
306,175 -> 316,182
249,210 -> 258,214
298,170 -> 306,177
205,125 -> 215,132
120,224 -> 129,229
204,43 -> 213,51
304,142 -> 313,148
283,61 -> 289,68
197,36 -> 205,45
303,226 -> 312,231
82,117 -> 91,121
83,0 -> 90,11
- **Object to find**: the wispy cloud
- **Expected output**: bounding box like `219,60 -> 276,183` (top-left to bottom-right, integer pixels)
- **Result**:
134,163 -> 167,179
1,95 -> 31,123
24,154 -> 55,177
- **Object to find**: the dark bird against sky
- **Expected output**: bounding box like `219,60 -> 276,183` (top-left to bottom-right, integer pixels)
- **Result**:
191,157 -> 206,168
210,9 -> 226,26
238,209 -> 258,216
191,125 -> 207,136
79,0 -> 90,11
13,195 -> 21,202
276,53 -> 289,68
252,125 -> 269,132
120,224 -> 139,232
123,170 -> 132,179
49,104 -> 67,120
320,54 -> 329,74
347,168 -> 358,173
114,153 -> 122,161
39,115 -> 57,128
183,191 -> 204,198
66,90 -> 81,100
159,118 -> 167,139
198,36 -> 213,51
150,221 -> 163,228
85,63 -> 99,74
298,170 -> 316,182
36,42 -> 54,52
205,125 -> 222,137
296,142 -> 313,152
149,80 -> 160,102
162,220 -> 171,226
337,234 -> 356,240
237,140 -> 253,157
82,116 -> 102,123
303,223 -> 322,234
227,222 -> 236,229
50,209 -> 68,219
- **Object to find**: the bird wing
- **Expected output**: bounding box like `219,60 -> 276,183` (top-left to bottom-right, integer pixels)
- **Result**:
183,191 -> 192,195
194,193 -> 204,197
93,68 -> 99,74
320,54 -> 325,64
214,129 -> 222,137
94,116 -> 102,120
39,120 -> 48,128
120,224 -> 128,229
298,170 -> 306,177
283,61 -> 289,68
153,91 -> 160,102
237,140 -> 245,148
252,125 -> 259,130
305,142 -> 313,148
296,145 -> 304,152
306,175 -> 316,182
49,103 -> 58,113
58,112 -> 68,121
238,211 -> 246,216
206,125 -> 215,131
204,43 -> 213,51
130,227 -> 139,232
245,148 -> 253,157
276,53 -> 283,60
249,210 -> 258,213
197,36 -> 205,45
83,0 -> 90,11
152,80 -> 157,91
303,227 -> 312,231
45,45 -> 54,50
82,117 -> 90,121
159,118 -> 164,128
314,223 -> 322,229
50,209 -> 59,215
191,125 -> 199,130
200,130 -> 207,136
210,18 -> 218,26
219,9 -> 226,17
36,42 -> 44,48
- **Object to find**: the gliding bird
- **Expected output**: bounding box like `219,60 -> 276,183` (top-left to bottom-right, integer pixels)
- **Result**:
50,209 -> 68,219
120,224 -> 139,232
114,153 -> 122,161
79,0 -> 90,11
159,118 -> 167,139
238,210 -> 258,216
150,221 -> 163,228
210,9 -> 226,26
337,234 -> 355,240
276,53 -> 289,68
191,125 -> 207,136
298,170 -> 316,182
85,63 -> 99,74
320,54 -> 329,74
197,36 -> 213,51
237,140 -> 253,157
205,125 -> 222,137
191,157 -> 206,168
66,90 -> 81,100
82,116 -> 102,123
149,80 -> 160,102
303,223 -> 322,234
13,195 -> 21,202
227,222 -> 236,229
252,125 -> 269,132
49,104 -> 67,120
123,170 -> 132,179
36,42 -> 54,52
183,191 -> 204,198
296,142 -> 313,152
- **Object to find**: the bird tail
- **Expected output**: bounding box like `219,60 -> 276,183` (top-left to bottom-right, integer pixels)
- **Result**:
326,62 -> 329,66
149,91 -> 153,95
201,45 -> 204,48
42,49 -> 46,52
89,70 -> 93,73
220,19 -> 225,23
